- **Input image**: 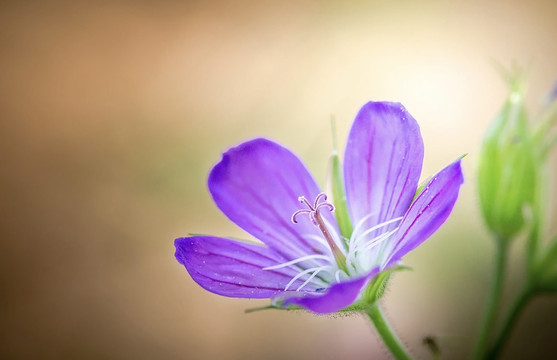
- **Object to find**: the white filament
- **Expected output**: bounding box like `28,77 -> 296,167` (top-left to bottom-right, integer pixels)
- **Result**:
284,266 -> 330,291
296,267 -> 329,291
262,254 -> 332,270
335,269 -> 348,283
302,234 -> 332,252
263,209 -> 403,293
360,228 -> 399,254
353,217 -> 403,246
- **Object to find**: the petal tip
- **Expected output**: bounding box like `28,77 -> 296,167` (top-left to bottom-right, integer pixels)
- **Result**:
174,236 -> 193,266
208,137 -> 277,191
451,158 -> 465,185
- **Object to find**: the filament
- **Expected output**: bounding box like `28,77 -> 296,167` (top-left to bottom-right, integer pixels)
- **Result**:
284,266 -> 330,291
263,254 -> 332,270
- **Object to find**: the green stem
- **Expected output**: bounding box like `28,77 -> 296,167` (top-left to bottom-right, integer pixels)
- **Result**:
473,240 -> 508,360
366,304 -> 412,360
487,287 -> 533,359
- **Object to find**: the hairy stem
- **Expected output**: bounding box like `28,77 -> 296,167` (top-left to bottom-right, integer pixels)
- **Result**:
366,304 -> 412,360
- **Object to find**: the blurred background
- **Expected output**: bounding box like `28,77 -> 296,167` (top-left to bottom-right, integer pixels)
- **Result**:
1,0 -> 556,358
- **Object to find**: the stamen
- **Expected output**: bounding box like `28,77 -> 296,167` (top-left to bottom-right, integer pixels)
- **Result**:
348,231 -> 391,257
335,269 -> 346,283
262,254 -> 333,270
345,216 -> 406,274
285,196 -> 406,288
353,217 -> 403,246
360,228 -> 399,253
348,230 -> 394,261
302,234 -> 331,252
284,266 -> 329,291
350,212 -> 376,242
296,267 -> 328,291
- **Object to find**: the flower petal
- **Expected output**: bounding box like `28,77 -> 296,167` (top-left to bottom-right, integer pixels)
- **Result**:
384,159 -> 464,266
175,236 -> 325,298
344,101 -> 424,230
209,138 -> 337,262
281,268 -> 379,314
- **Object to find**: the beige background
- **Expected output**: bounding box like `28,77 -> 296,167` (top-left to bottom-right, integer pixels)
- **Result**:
1,0 -> 556,359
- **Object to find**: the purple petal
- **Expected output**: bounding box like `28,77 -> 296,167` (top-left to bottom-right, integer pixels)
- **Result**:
549,80 -> 557,103
344,101 -> 424,230
384,159 -> 464,266
281,268 -> 379,314
175,236 -> 324,298
209,138 -> 336,262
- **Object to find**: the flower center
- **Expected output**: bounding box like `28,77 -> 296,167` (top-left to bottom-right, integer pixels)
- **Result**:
262,192 -> 403,293
291,193 -> 348,272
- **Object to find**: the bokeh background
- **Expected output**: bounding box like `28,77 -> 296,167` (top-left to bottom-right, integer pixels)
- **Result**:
1,0 -> 556,359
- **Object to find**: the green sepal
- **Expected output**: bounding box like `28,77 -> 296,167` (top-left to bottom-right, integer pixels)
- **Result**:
326,117 -> 353,243
327,151 -> 353,242
413,176 -> 432,201
244,304 -> 294,313
414,155 -> 467,201
362,265 -> 412,305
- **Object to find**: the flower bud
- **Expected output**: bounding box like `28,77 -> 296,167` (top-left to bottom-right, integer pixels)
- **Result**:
478,81 -> 537,240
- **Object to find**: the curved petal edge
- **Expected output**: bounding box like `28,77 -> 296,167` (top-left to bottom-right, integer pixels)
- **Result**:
281,268 -> 379,314
175,236 -> 323,299
344,101 -> 424,232
385,158 -> 464,265
208,138 -> 335,263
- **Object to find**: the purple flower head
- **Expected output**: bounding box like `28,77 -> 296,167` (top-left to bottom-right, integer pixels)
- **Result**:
175,101 -> 464,314
550,80 -> 557,103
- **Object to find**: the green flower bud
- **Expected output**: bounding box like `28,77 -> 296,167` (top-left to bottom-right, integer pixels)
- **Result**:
478,79 -> 537,240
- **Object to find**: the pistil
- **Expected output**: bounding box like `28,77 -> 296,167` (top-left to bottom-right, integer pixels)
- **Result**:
292,193 -> 348,272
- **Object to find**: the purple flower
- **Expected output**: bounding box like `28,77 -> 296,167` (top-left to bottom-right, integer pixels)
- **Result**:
550,80 -> 557,103
175,101 -> 464,314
